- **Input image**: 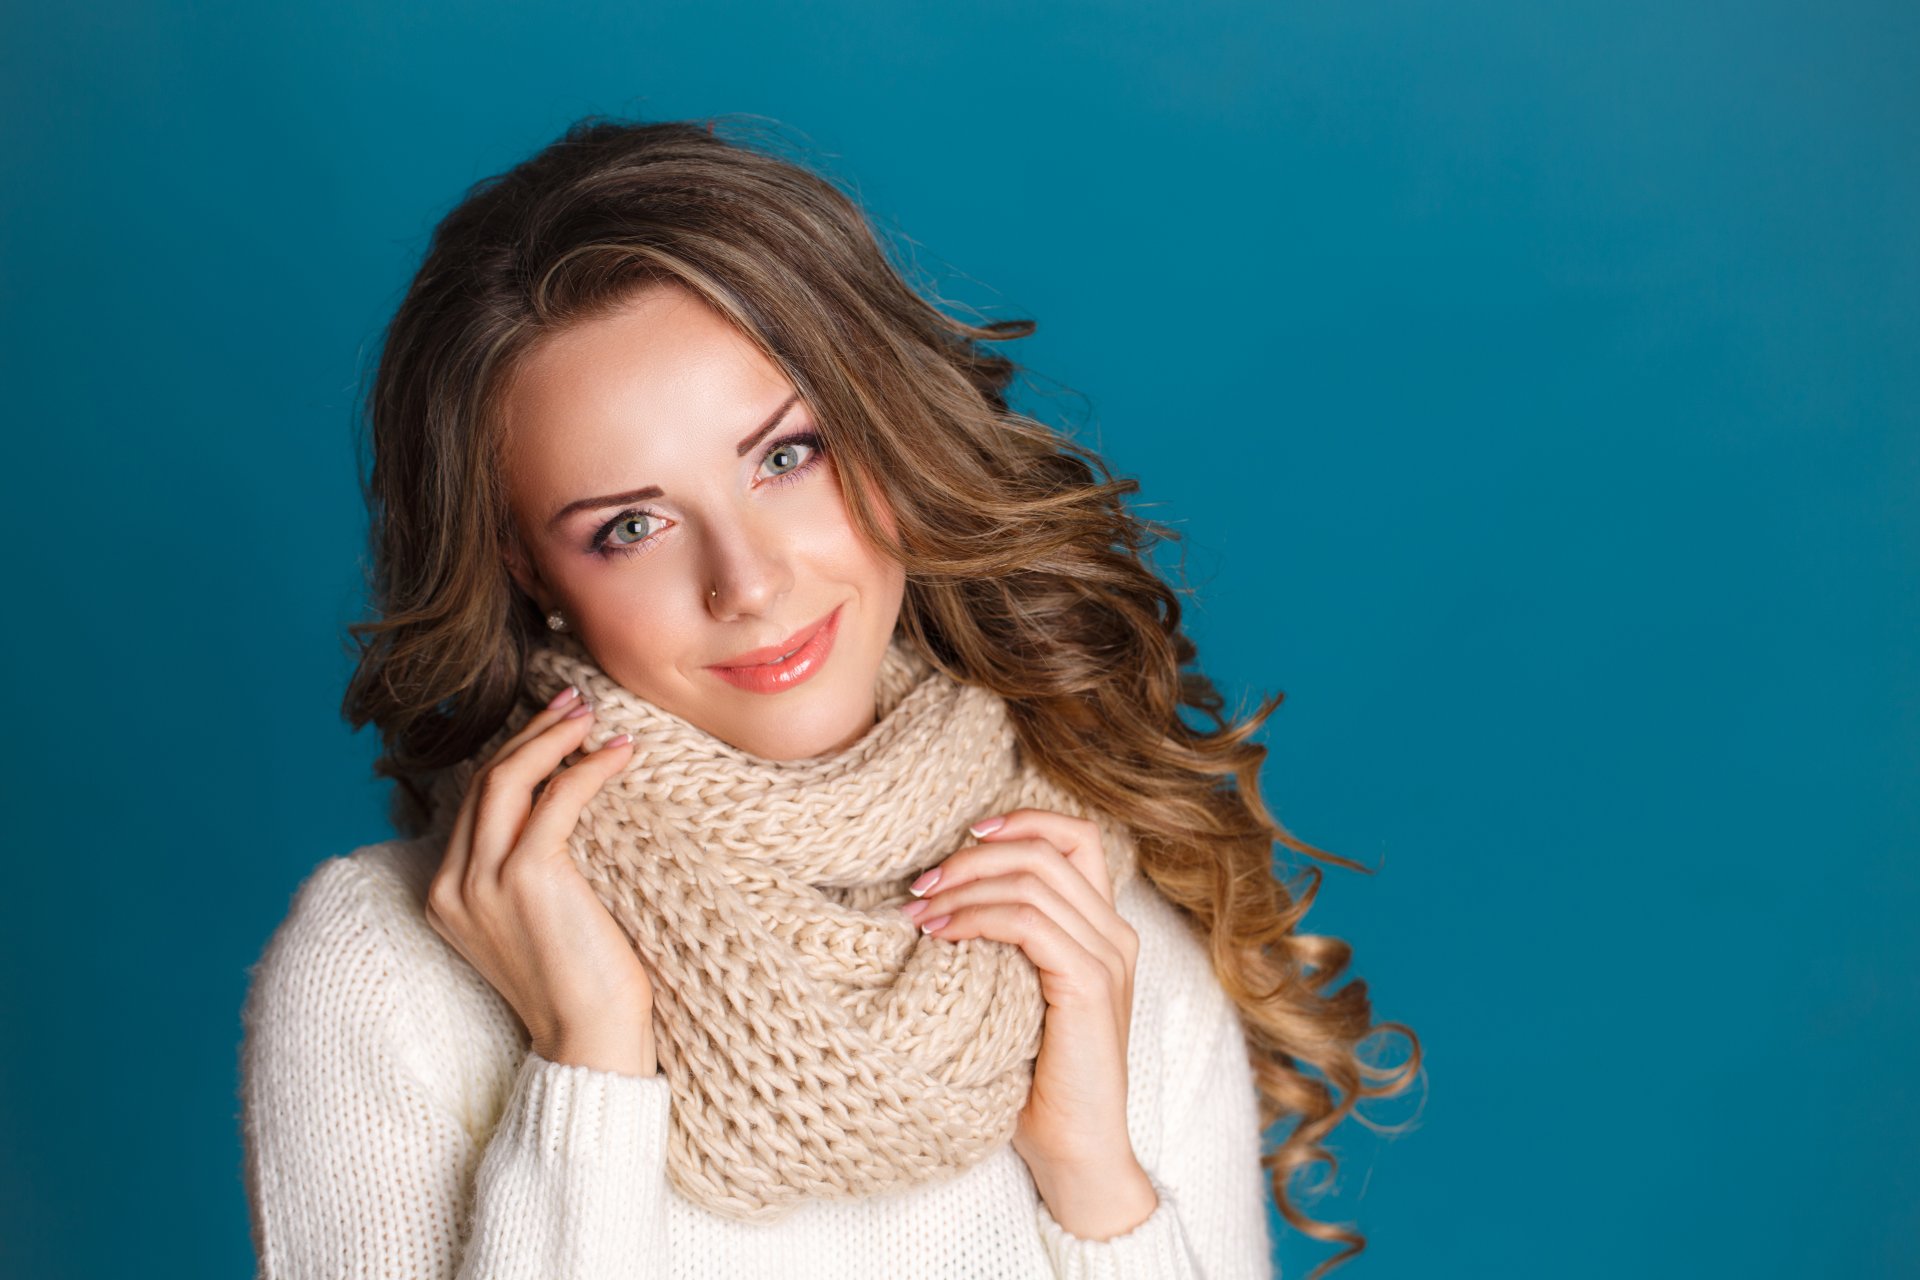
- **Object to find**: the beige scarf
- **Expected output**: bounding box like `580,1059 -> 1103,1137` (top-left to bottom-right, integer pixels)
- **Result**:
424,628 -> 1140,1221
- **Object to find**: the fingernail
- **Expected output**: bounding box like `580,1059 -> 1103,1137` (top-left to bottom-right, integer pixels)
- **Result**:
900,898 -> 930,919
602,732 -> 633,749
968,815 -> 1004,837
547,685 -> 580,709
564,699 -> 592,719
919,914 -> 952,934
909,867 -> 942,896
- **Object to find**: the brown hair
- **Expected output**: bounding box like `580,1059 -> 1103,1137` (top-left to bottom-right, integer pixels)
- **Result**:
342,112 -> 1421,1275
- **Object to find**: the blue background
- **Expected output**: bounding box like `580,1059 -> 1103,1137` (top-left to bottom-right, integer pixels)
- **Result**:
3,2 -> 1913,1276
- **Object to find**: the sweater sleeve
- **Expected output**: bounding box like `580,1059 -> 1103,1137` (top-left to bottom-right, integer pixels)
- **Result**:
239,855 -> 674,1279
1031,890 -> 1278,1278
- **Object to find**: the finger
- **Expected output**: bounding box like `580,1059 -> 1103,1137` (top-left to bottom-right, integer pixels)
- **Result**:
921,883 -> 1136,1064
433,775 -> 488,925
913,843 -> 1125,967
465,703 -> 606,887
926,898 -> 1124,1020
437,686 -> 586,893
493,685 -> 587,759
913,871 -> 1121,982
968,809 -> 1115,905
498,733 -> 637,884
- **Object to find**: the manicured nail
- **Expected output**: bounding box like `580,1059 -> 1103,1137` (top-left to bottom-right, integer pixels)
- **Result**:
919,914 -> 952,934
968,815 -> 1005,837
547,685 -> 580,710
602,733 -> 633,749
909,867 -> 942,896
900,898 -> 930,919
564,699 -> 592,719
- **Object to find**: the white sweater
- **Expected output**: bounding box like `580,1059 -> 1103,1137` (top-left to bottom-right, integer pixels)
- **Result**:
238,833 -> 1278,1278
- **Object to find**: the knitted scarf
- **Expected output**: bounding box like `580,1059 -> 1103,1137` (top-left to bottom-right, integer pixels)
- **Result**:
423,628 -> 1140,1222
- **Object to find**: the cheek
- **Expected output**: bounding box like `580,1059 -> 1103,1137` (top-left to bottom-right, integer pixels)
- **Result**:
826,463 -> 901,553
817,483 -> 902,584
550,547 -> 694,646
579,594 -> 709,703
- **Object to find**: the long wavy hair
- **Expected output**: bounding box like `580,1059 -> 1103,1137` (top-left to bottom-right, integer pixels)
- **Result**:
342,113 -> 1421,1276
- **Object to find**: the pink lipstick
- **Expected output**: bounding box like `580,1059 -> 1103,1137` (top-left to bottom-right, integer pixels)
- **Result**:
706,605 -> 841,694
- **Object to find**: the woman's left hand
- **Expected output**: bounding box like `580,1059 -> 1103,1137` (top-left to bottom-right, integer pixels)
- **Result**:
900,807 -> 1158,1235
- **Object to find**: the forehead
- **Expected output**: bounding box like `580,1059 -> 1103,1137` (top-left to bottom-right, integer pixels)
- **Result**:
501,283 -> 789,461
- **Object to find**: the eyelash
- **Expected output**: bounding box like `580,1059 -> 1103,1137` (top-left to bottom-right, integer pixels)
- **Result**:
589,431 -> 829,560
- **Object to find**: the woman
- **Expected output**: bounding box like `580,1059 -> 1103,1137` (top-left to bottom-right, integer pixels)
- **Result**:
238,114 -> 1419,1279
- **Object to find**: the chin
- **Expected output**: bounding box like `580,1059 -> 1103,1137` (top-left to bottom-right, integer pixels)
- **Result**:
718,695 -> 875,763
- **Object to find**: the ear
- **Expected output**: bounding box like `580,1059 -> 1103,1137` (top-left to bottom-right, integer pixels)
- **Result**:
501,526 -> 550,611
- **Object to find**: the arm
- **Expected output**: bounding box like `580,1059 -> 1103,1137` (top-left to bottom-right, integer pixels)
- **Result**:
239,857 -> 674,1279
1032,896 -> 1278,1277
1034,1164 -> 1199,1278
458,1049 -> 672,1278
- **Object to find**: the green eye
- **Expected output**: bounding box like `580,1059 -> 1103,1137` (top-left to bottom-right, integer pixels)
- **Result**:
607,513 -> 653,546
590,430 -> 828,560
764,436 -> 818,477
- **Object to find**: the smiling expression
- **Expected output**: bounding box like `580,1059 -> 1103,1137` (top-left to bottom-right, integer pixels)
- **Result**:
498,281 -> 908,761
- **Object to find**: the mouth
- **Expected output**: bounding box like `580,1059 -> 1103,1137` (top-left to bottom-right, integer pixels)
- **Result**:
708,606 -> 838,669
705,604 -> 843,694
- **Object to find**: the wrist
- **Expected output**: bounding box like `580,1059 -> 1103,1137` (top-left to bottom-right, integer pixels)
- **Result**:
537,1023 -> 657,1077
1030,1152 -> 1159,1241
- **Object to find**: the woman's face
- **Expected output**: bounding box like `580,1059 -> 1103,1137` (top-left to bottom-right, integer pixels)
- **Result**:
499,281 -> 907,761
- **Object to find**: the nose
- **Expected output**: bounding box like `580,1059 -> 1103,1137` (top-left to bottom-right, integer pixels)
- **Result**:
705,517 -> 794,620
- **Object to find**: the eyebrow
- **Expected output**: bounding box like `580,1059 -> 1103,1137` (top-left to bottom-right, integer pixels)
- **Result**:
544,391 -> 803,532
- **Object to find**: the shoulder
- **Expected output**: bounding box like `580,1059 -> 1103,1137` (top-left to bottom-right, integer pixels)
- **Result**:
1112,871 -> 1250,1147
241,834 -> 522,1119
1115,870 -> 1235,1034
244,834 -> 447,994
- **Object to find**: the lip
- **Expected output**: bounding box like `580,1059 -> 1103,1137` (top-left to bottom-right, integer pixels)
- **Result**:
706,604 -> 842,694
709,606 -> 838,668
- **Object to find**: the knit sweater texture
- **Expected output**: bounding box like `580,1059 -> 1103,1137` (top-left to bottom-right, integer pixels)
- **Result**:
238,833 -> 1279,1278
422,629 -> 1153,1220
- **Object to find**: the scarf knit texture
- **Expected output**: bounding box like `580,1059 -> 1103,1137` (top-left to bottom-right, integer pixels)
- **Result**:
421,629 -> 1143,1223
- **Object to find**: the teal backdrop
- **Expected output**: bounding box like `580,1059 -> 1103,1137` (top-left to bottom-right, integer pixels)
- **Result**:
3,2 -> 1913,1277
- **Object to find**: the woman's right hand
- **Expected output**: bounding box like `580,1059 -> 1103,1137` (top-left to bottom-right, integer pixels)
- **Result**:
425,685 -> 656,1076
